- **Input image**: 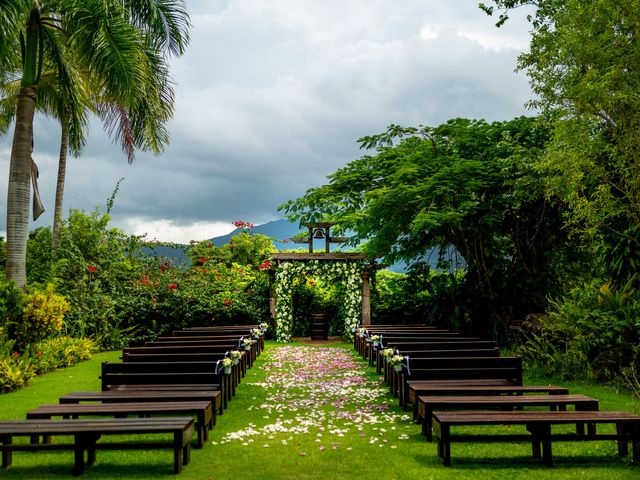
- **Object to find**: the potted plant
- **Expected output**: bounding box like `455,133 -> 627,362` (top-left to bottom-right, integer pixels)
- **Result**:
388,355 -> 404,372
242,337 -> 254,351
381,348 -> 395,363
222,357 -> 233,374
370,335 -> 380,347
229,350 -> 242,365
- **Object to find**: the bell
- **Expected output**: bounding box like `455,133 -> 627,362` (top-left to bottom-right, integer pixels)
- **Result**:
313,228 -> 325,239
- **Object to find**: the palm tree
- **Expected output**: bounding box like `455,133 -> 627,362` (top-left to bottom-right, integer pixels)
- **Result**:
0,0 -> 190,288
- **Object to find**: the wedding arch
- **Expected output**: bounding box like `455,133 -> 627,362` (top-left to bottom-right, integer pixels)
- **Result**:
268,253 -> 373,342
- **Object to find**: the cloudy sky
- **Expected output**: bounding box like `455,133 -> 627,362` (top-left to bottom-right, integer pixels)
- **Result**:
0,0 -> 535,243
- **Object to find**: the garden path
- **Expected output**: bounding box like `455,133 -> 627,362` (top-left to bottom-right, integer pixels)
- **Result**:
213,343 -> 414,451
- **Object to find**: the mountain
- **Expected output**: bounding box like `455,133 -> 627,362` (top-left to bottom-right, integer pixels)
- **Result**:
143,219 -> 454,272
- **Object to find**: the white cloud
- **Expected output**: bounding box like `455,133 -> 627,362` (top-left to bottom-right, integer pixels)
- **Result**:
0,0 -> 537,242
122,218 -> 235,244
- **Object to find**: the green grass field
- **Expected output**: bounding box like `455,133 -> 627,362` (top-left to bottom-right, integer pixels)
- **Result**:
0,341 -> 639,480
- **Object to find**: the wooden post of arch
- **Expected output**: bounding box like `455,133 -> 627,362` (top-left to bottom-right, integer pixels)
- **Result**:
361,268 -> 371,325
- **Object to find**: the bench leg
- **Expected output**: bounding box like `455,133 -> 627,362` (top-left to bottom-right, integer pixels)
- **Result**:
440,424 -> 451,466
528,424 -> 552,466
173,432 -> 183,474
73,435 -> 86,476
1,435 -> 12,469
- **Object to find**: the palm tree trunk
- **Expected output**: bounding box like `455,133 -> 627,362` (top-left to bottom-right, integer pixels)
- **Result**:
52,123 -> 69,249
6,87 -> 37,290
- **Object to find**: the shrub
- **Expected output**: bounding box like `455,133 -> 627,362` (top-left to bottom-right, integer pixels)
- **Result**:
517,280 -> 640,381
0,354 -> 35,393
18,284 -> 70,346
24,336 -> 97,374
0,278 -> 24,338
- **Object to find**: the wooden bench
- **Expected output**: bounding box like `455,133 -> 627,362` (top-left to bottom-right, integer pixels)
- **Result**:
59,389 -> 223,416
431,410 -> 640,466
419,394 -> 599,441
407,384 -> 569,421
27,401 -> 213,448
122,352 -> 247,380
0,417 -> 194,475
378,348 -> 499,375
100,361 -> 232,406
397,357 -> 523,408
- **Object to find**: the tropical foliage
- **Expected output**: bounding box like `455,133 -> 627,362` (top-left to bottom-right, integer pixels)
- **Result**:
281,116 -> 572,335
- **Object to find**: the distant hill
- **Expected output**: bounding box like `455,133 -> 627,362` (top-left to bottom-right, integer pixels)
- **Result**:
142,219 -> 454,273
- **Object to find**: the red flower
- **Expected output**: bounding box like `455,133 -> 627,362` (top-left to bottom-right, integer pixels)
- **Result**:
258,260 -> 272,270
309,280 -> 316,287
223,299 -> 233,307
140,275 -> 150,286
37,351 -> 42,357
232,220 -> 254,229
12,352 -> 19,358
87,265 -> 97,273
197,257 -> 208,263
160,264 -> 167,272
167,283 -> 178,289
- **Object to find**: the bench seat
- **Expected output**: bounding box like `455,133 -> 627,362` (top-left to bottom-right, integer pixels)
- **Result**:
59,389 -> 223,416
431,410 -> 640,466
408,385 -> 570,420
419,394 -> 599,441
0,417 -> 194,475
27,401 -> 212,448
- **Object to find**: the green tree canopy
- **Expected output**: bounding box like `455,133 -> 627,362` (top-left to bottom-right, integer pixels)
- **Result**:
482,0 -> 640,282
281,117 -> 570,334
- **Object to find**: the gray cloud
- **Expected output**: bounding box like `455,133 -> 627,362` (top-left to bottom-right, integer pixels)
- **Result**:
0,0 -> 535,242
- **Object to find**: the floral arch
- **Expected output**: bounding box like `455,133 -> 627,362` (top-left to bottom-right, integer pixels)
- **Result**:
269,253 -> 372,342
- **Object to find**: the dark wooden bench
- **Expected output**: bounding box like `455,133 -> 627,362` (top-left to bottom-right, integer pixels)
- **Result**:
397,357 -> 523,408
122,352 -> 247,380
419,394 -> 599,441
100,361 -> 232,400
407,384 -> 569,421
135,341 -> 257,366
431,410 -> 640,466
0,417 -> 194,475
27,401 -> 213,448
378,348 -> 499,375
59,389 -> 223,416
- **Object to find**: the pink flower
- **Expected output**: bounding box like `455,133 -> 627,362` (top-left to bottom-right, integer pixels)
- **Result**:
87,265 -> 97,273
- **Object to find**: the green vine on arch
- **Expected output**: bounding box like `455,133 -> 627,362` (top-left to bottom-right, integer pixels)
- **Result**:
274,260 -> 364,342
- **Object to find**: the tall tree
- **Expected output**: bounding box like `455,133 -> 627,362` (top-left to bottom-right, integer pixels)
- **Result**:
0,0 -> 190,289
482,0 -> 640,282
281,117 -> 568,334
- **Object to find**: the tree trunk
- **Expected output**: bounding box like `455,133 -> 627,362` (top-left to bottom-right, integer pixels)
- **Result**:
6,87 -> 37,290
52,123 -> 69,249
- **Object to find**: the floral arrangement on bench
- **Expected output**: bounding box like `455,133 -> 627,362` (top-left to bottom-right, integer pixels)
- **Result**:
388,355 -> 404,372
229,350 -> 242,365
381,348 -> 395,362
222,357 -> 233,374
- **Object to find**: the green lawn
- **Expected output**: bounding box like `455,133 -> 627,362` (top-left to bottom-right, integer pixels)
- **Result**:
0,341 -> 638,479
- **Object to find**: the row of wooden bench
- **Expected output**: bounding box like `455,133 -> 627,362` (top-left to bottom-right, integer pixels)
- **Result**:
0,324 -> 264,475
357,324 -> 640,467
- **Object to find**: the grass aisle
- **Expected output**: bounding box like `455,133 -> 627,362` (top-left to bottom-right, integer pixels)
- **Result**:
0,342 -> 638,479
